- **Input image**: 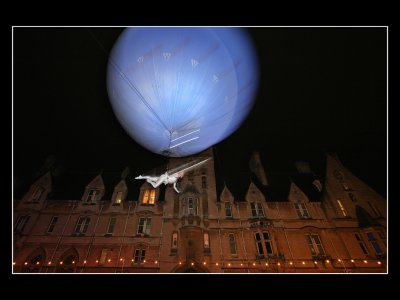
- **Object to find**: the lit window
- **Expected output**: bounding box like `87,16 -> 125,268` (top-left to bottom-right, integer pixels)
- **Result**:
142,189 -> 156,204
250,202 -> 264,218
306,234 -> 325,256
367,201 -> 380,217
337,200 -> 347,217
106,217 -> 116,235
31,187 -> 44,202
295,203 -> 310,218
255,232 -> 273,256
204,232 -> 210,249
228,233 -> 237,255
366,232 -> 383,254
14,215 -> 31,233
134,249 -> 146,263
355,233 -> 369,255
86,189 -> 99,203
99,249 -> 109,264
114,191 -> 123,205
225,202 -> 232,218
137,217 -> 151,235
47,216 -> 58,234
74,217 -> 90,234
201,175 -> 207,189
172,232 -> 178,249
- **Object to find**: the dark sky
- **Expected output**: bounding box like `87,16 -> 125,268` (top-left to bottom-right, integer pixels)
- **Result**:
13,27 -> 387,198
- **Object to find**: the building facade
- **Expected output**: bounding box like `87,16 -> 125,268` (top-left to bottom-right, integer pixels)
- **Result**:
13,149 -> 387,273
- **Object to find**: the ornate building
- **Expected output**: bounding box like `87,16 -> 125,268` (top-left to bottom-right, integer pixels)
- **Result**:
13,149 -> 387,273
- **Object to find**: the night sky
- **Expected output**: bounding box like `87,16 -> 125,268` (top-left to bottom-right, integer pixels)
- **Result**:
13,27 -> 387,198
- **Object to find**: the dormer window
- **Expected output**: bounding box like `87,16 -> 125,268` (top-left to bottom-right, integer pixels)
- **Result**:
85,189 -> 99,204
295,203 -> 310,218
250,202 -> 264,218
114,191 -> 124,205
142,189 -> 156,205
31,187 -> 44,203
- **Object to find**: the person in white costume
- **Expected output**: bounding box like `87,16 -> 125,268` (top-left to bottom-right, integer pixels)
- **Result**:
135,157 -> 211,193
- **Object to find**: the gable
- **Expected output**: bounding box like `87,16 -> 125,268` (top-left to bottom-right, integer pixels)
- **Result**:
288,181 -> 309,203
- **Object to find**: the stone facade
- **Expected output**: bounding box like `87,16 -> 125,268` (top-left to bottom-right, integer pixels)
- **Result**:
13,149 -> 387,273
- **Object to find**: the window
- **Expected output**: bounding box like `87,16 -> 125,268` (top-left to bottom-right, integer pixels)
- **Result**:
377,231 -> 386,246
295,203 -> 309,218
348,192 -> 357,202
337,199 -> 347,217
204,232 -> 210,249
187,197 -> 198,216
201,175 -> 207,188
142,189 -> 156,205
47,216 -> 58,234
31,187 -> 44,202
134,249 -> 146,263
106,217 -> 116,235
137,217 -> 151,235
172,232 -> 178,249
255,233 -> 264,255
355,233 -> 368,255
255,232 -> 273,256
250,202 -> 264,218
114,191 -> 123,205
366,232 -> 383,254
99,249 -> 110,264
14,215 -> 30,232
228,233 -> 237,255
74,217 -> 90,234
225,202 -> 232,218
306,234 -> 325,256
85,189 -> 99,203
367,201 -> 380,217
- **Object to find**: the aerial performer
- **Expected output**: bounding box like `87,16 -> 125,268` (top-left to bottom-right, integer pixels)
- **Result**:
107,27 -> 259,192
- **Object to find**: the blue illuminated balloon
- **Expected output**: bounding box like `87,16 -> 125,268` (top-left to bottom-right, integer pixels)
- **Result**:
107,27 -> 259,157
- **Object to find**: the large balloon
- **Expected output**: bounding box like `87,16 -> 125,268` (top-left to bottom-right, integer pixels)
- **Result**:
107,27 -> 259,157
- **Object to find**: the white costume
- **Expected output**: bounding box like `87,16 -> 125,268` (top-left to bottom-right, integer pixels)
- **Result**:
135,157 -> 211,193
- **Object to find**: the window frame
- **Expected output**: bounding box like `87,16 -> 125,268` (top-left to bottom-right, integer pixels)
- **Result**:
74,216 -> 90,234
137,217 -> 152,235
31,187 -> 44,203
255,231 -> 273,256
228,233 -> 237,255
250,202 -> 265,218
85,189 -> 99,204
201,175 -> 207,189
187,197 -> 198,216
306,234 -> 325,256
46,216 -> 59,234
171,232 -> 178,249
295,203 -> 310,218
336,199 -> 348,217
15,215 -> 31,232
134,249 -> 146,263
225,202 -> 233,218
106,217 -> 117,235
355,233 -> 369,255
142,189 -> 156,205
114,191 -> 124,205
366,232 -> 384,254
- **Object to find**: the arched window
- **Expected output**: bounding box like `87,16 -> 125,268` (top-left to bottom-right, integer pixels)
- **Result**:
57,249 -> 79,273
23,253 -> 45,273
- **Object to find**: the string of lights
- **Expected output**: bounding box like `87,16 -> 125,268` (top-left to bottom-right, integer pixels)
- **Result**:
14,258 -> 383,268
